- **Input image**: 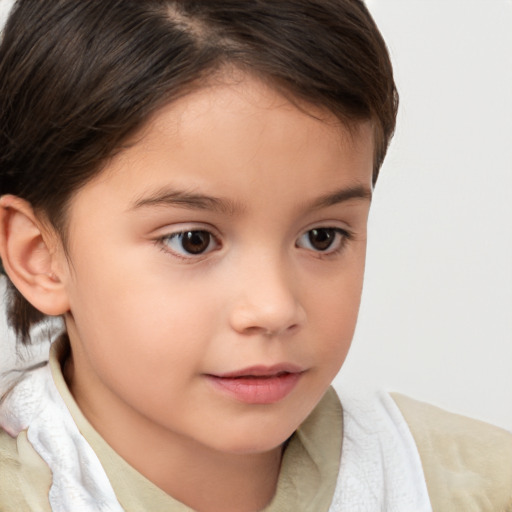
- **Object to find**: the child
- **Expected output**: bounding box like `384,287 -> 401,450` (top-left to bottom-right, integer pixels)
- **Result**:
0,1 -> 510,511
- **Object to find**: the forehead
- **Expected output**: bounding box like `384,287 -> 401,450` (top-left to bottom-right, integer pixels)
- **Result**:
72,75 -> 374,217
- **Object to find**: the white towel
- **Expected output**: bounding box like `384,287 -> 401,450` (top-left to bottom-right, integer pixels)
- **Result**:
329,385 -> 432,511
0,279 -> 123,511
1,364 -> 124,512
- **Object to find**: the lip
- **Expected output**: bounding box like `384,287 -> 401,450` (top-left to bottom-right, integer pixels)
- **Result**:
205,364 -> 305,404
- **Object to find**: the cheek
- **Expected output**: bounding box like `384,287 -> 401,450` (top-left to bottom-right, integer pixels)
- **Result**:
66,254 -> 219,373
307,258 -> 365,362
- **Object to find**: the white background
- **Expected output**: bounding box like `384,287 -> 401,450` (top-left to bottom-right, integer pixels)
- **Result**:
335,0 -> 512,431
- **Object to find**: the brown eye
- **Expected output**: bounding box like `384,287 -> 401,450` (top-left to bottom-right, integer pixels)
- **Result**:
296,227 -> 348,254
162,230 -> 216,256
181,231 -> 211,254
308,228 -> 336,251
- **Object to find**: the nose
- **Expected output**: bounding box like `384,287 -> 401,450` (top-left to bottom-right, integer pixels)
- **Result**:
228,256 -> 305,338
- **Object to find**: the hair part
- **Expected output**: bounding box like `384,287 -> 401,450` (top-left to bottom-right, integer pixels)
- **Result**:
0,0 -> 398,343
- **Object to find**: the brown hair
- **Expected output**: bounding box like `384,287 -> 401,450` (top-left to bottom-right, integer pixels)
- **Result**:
0,0 -> 398,343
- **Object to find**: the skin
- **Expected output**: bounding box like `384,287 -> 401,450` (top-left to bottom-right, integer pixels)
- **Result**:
49,76 -> 374,511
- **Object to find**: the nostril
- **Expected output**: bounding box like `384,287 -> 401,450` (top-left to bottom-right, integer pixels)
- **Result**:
241,323 -> 301,338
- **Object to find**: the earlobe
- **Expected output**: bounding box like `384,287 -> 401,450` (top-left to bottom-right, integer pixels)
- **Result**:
0,195 -> 70,316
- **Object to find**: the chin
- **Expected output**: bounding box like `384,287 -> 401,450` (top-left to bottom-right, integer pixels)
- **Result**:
207,421 -> 299,456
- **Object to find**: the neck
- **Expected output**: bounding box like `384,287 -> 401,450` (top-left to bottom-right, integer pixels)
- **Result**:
112,417 -> 283,512
137,432 -> 283,512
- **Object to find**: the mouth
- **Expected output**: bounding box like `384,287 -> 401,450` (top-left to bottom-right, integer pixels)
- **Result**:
205,365 -> 305,404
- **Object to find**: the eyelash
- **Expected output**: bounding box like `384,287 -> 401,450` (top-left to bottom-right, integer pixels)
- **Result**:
156,226 -> 352,261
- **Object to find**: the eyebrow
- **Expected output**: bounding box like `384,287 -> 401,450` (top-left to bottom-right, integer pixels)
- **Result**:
129,183 -> 372,215
130,188 -> 243,215
307,184 -> 372,210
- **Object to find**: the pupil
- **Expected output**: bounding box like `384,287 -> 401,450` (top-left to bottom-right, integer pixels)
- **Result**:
309,229 -> 334,251
182,231 -> 210,254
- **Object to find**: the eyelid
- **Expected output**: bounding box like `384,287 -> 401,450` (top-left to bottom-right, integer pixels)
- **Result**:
150,221 -> 222,241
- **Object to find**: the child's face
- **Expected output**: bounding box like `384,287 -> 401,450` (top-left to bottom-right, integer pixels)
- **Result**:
58,76 -> 373,455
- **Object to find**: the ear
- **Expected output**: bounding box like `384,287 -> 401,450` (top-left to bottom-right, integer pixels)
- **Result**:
0,195 -> 70,316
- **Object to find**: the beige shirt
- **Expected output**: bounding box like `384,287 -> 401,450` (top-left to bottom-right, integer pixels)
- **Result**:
0,338 -> 342,511
392,393 -> 512,512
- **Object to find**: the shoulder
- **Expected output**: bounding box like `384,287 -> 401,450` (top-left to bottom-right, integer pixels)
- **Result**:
391,393 -> 512,512
0,427 -> 52,512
